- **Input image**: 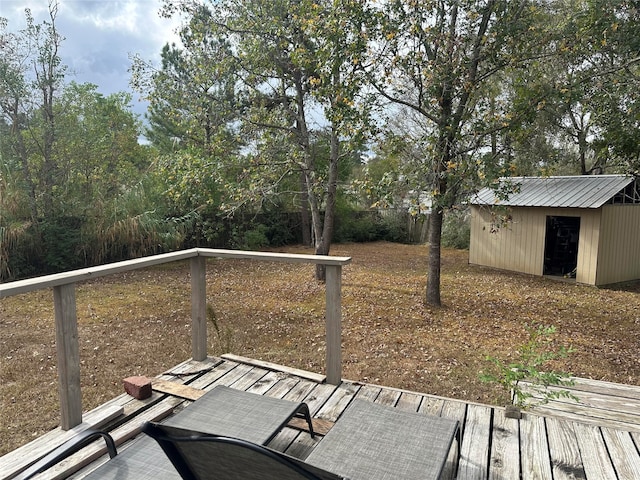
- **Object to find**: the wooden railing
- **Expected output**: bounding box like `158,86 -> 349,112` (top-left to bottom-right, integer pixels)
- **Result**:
0,248 -> 351,430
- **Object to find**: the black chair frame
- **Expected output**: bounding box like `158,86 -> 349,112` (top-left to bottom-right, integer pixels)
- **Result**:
17,429 -> 117,480
142,422 -> 326,480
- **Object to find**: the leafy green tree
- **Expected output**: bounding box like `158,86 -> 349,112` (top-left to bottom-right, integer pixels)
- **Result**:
0,3 -> 181,278
131,2 -> 243,235
154,0 -> 371,279
558,0 -> 640,174
0,3 -> 65,222
55,83 -> 146,206
506,0 -> 640,176
363,1 -> 556,306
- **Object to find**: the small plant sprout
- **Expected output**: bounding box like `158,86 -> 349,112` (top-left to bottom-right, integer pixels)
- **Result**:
480,323 -> 578,416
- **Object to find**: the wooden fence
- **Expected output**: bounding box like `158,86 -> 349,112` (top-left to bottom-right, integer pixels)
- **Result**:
0,248 -> 351,430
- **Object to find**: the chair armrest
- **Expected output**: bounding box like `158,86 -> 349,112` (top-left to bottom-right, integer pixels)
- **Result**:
16,429 -> 117,480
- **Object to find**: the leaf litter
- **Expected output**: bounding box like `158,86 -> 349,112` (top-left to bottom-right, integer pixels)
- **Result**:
2,241 -> 640,455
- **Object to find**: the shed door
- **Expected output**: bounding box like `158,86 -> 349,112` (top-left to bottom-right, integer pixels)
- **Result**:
543,216 -> 580,277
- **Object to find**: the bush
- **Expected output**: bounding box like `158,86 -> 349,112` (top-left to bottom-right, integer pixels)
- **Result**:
378,211 -> 411,243
441,209 -> 470,249
334,196 -> 412,244
243,224 -> 270,250
41,217 -> 84,272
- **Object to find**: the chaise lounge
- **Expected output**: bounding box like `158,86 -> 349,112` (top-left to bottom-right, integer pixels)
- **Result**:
17,387 -> 459,480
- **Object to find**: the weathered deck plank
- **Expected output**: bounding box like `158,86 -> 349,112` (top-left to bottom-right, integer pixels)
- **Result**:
545,417 -> 586,480
574,422 -> 618,479
601,428 -> 640,478
524,376 -> 640,433
521,413 -> 553,479
5,356 -> 640,480
488,409 -> 520,480
457,404 -> 491,480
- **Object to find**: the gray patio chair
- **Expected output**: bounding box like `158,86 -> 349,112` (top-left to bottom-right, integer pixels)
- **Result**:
15,385 -> 315,479
305,400 -> 460,480
143,400 -> 460,480
142,422 -> 344,480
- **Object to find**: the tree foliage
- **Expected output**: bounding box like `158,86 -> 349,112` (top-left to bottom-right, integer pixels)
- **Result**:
0,3 -> 180,280
146,0 -> 373,279
361,0 -> 556,305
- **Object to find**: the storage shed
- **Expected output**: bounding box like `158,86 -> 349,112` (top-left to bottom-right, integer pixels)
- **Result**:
469,175 -> 640,286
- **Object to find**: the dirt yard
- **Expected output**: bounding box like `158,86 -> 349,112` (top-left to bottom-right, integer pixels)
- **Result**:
2,242 -> 640,455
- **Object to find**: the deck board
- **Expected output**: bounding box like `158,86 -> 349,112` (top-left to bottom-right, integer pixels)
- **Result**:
521,414 -> 553,479
457,404 -> 491,480
601,428 -> 640,479
488,409 -> 520,480
545,417 -> 586,480
4,356 -> 640,480
576,422 -> 619,478
523,376 -> 640,433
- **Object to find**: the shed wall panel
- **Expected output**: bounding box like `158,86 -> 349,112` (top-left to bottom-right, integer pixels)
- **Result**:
469,206 -> 546,275
470,206 -> 604,285
575,209 -> 600,285
595,205 -> 640,285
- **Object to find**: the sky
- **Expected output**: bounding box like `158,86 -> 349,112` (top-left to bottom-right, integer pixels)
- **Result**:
1,0 -> 182,118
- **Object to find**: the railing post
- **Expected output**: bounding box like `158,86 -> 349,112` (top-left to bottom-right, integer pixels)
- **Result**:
53,283 -> 82,429
190,255 -> 207,361
325,264 -> 342,384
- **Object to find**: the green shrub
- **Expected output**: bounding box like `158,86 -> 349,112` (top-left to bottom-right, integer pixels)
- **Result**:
41,217 -> 84,272
334,196 -> 412,244
244,224 -> 270,249
441,209 -> 470,249
378,211 -> 411,243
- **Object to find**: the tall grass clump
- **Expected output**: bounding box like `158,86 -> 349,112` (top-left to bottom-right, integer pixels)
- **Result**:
80,181 -> 189,265
0,166 -> 38,281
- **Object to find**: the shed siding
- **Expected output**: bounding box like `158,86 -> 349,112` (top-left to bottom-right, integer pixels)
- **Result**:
470,206 -> 545,275
470,206 -> 602,285
575,209 -> 600,285
595,205 -> 640,285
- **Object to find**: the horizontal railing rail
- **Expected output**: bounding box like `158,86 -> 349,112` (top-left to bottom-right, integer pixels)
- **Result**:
0,248 -> 351,430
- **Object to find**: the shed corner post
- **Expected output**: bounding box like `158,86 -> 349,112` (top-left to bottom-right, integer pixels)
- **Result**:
53,283 -> 82,430
325,264 -> 342,385
190,255 -> 207,361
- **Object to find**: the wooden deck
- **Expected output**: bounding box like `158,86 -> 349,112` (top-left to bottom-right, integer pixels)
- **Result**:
3,355 -> 640,480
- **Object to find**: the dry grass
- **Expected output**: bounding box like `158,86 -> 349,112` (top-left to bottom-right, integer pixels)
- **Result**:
2,241 -> 640,455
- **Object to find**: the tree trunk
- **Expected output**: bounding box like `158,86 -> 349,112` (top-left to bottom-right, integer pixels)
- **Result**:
425,208 -> 444,306
314,127 -> 340,282
300,171 -> 311,246
11,113 -> 40,223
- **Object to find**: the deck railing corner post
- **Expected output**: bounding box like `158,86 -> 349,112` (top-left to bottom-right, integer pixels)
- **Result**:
53,283 -> 82,430
325,264 -> 342,385
190,256 -> 207,361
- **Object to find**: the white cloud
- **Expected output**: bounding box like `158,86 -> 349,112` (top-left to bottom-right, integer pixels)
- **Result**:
1,0 -> 182,116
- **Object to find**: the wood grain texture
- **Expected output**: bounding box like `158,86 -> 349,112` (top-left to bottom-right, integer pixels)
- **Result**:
488,409 -> 520,480
325,264 -> 342,385
601,427 -> 640,479
190,256 -> 207,361
6,358 -> 640,480
545,417 -> 586,480
54,283 -> 82,430
520,413 -> 553,479
573,423 -> 617,479
457,404 -> 491,480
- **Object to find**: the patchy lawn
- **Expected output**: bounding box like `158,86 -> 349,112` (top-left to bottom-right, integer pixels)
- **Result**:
2,241 -> 640,455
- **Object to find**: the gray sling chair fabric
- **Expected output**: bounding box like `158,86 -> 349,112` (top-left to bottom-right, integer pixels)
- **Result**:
15,385 -> 315,480
142,422 -> 345,480
305,400 -> 460,480
17,390 -> 458,480
162,385 -> 315,444
142,400 -> 460,480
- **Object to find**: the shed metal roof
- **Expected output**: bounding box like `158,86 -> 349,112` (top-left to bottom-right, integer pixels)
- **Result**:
472,175 -> 635,209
